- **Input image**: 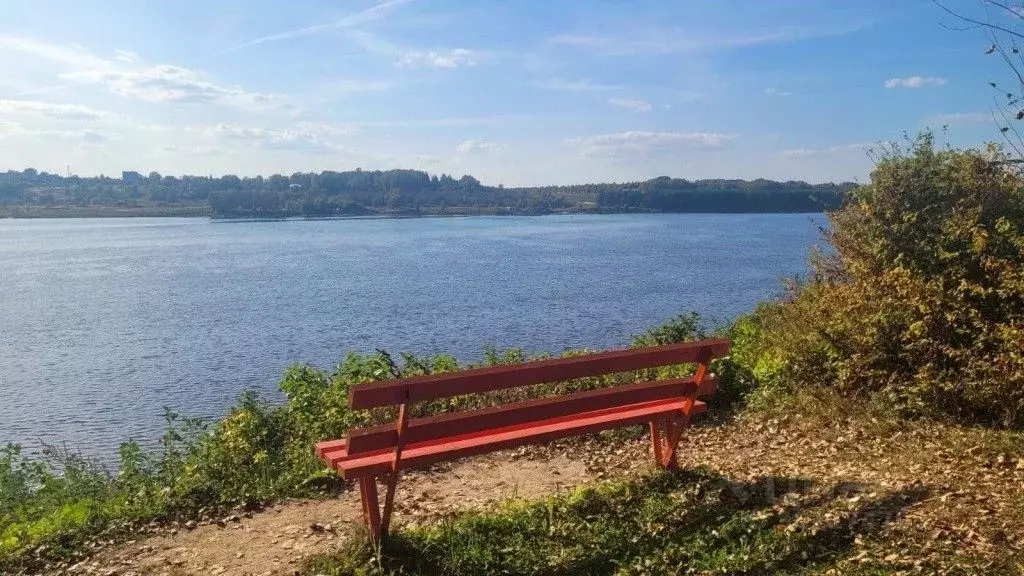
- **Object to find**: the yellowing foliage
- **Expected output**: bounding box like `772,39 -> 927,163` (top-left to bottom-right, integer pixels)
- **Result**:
764,135 -> 1024,426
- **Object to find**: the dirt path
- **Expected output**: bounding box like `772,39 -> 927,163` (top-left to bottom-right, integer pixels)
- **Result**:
65,416 -> 1024,575
74,453 -> 590,576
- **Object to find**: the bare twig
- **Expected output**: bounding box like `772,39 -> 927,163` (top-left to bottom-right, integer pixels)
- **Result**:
932,0 -> 1024,41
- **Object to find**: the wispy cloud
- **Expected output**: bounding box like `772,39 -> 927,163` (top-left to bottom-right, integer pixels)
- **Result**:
607,98 -> 652,112
114,50 -> 140,64
764,87 -> 792,96
200,123 -> 348,153
329,79 -> 395,93
412,154 -> 444,166
0,35 -> 111,69
162,144 -> 225,156
780,143 -> 870,157
1,36 -> 289,113
928,112 -> 993,124
0,98 -> 110,120
354,115 -> 514,128
884,76 -> 947,89
455,140 -> 502,154
62,65 -> 288,111
396,48 -> 479,68
564,131 -> 731,157
532,78 -> 621,92
219,0 -> 416,54
551,22 -> 869,56
0,123 -> 112,141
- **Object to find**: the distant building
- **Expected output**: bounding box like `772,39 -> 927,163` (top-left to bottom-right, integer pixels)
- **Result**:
122,171 -> 142,186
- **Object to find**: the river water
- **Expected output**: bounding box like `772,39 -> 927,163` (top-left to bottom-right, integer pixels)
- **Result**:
0,214 -> 825,459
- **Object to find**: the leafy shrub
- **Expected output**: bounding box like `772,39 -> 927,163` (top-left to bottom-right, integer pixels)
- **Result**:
762,135 -> 1024,426
629,311 -> 780,412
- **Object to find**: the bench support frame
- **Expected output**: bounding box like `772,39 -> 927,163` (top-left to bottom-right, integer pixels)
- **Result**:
648,347 -> 710,470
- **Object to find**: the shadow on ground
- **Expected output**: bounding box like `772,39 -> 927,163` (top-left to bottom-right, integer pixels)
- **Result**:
304,467 -> 929,575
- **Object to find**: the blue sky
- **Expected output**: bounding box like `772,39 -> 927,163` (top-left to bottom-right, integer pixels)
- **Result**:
0,0 -> 1012,186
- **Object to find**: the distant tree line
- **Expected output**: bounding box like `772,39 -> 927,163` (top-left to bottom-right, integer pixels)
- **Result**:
0,167 -> 856,218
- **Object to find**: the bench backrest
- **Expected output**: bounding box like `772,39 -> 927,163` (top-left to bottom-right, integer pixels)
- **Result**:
348,339 -> 730,409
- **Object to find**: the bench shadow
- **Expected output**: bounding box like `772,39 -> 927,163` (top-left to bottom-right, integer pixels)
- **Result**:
318,467 -> 927,576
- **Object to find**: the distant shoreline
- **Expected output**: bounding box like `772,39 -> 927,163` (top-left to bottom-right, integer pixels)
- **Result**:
0,204 -> 211,218
1,205 -> 831,220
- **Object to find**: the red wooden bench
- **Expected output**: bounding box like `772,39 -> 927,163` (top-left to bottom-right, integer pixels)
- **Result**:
315,338 -> 729,543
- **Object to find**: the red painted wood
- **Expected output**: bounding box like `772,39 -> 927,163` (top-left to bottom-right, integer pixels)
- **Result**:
329,397 -> 708,479
345,374 -> 718,456
359,477 -> 382,543
648,420 -> 664,465
314,439 -> 346,460
348,339 -> 729,409
662,416 -> 689,470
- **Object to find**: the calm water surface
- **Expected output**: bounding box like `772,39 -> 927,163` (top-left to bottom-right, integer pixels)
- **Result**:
0,214 -> 824,459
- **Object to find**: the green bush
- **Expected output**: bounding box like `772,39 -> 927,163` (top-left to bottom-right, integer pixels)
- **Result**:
762,135 -> 1024,426
628,311 -> 780,412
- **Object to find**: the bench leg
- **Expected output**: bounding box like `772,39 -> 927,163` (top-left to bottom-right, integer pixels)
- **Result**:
650,416 -> 689,470
662,417 -> 687,470
359,477 -> 383,545
381,472 -> 400,540
649,420 -> 666,466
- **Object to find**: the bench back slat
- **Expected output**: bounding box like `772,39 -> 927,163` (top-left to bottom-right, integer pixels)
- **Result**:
331,397 -> 709,479
348,339 -> 729,409
346,374 -> 717,455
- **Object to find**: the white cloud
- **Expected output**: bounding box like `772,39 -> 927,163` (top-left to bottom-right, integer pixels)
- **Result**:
199,122 -> 350,153
764,87 -> 792,96
397,48 -> 479,68
114,49 -> 140,64
780,143 -> 869,157
564,131 -> 731,157
533,78 -> 621,92
607,98 -> 652,112
220,0 -> 417,53
0,99 -> 109,120
63,65 -> 287,110
455,140 -> 502,154
884,76 -> 947,89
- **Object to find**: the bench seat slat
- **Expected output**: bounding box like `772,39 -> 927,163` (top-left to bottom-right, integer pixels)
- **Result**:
314,439 -> 347,460
348,339 -> 729,409
322,397 -> 707,479
341,375 -> 717,456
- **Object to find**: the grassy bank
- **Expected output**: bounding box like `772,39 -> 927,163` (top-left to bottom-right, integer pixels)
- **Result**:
0,204 -> 210,218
